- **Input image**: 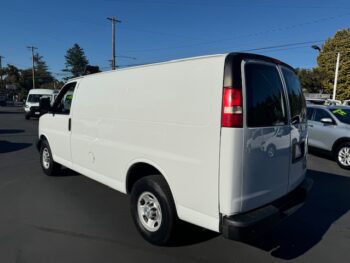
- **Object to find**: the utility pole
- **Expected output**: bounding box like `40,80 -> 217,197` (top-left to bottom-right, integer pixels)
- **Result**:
107,17 -> 121,70
27,46 -> 38,89
333,52 -> 340,100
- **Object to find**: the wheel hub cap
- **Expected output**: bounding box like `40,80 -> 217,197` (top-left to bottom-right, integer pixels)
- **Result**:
42,148 -> 50,169
137,192 -> 162,232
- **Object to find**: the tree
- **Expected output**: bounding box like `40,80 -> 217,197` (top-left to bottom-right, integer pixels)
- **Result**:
317,29 -> 350,100
30,53 -> 55,88
63,44 -> 89,78
4,64 -> 21,84
295,68 -> 324,93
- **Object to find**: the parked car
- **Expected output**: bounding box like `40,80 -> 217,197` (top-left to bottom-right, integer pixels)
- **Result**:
324,99 -> 342,106
37,53 -> 312,245
306,98 -> 326,105
24,89 -> 57,119
307,104 -> 350,169
343,100 -> 350,106
0,92 -> 6,106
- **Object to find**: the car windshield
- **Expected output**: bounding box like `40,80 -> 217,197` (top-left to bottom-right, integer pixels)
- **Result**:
27,94 -> 51,103
331,108 -> 350,125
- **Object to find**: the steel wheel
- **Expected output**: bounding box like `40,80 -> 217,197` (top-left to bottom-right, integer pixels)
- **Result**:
40,140 -> 61,176
42,148 -> 51,169
130,174 -> 177,245
137,191 -> 162,232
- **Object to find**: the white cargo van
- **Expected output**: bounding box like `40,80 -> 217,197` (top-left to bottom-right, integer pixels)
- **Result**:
24,89 -> 57,119
37,53 -> 312,245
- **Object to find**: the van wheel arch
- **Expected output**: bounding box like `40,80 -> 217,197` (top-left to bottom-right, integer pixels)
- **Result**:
126,162 -> 173,196
37,134 -> 49,151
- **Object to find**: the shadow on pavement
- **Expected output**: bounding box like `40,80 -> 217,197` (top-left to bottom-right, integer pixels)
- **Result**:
247,169 -> 350,260
0,129 -> 25,135
167,222 -> 220,247
308,147 -> 333,161
0,141 -> 32,154
58,167 -> 80,177
0,111 -> 24,114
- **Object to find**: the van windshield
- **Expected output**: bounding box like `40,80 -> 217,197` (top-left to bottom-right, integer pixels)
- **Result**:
27,94 -> 51,103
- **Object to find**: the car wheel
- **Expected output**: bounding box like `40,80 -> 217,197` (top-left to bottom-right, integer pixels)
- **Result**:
40,140 -> 61,176
25,114 -> 30,120
335,143 -> 350,170
130,174 -> 177,245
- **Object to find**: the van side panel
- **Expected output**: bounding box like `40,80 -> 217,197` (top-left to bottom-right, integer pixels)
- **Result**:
71,56 -> 226,231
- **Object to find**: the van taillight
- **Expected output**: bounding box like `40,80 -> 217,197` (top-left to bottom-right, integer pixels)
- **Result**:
221,87 -> 243,128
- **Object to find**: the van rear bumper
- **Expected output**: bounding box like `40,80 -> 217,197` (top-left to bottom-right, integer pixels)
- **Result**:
221,177 -> 313,241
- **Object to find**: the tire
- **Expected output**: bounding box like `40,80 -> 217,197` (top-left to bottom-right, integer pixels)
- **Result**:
335,142 -> 350,170
25,113 -> 30,120
130,174 -> 177,245
40,140 -> 61,176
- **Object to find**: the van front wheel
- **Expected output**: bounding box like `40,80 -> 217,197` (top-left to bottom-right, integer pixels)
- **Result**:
40,140 -> 61,176
130,175 -> 177,245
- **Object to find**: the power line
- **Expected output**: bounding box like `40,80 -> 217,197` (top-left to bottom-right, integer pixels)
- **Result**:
115,41 -> 326,68
123,12 -> 350,53
105,0 -> 350,9
240,40 -> 324,52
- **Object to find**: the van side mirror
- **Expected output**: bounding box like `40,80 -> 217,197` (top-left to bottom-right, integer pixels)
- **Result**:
39,97 -> 52,113
320,118 -> 334,125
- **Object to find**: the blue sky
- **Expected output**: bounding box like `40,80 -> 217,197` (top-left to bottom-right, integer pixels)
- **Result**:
1,0 -> 350,79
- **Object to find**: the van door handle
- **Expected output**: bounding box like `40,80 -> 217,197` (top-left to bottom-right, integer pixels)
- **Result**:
68,118 -> 72,131
308,124 -> 313,128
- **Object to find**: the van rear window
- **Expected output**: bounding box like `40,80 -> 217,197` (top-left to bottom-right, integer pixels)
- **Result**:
245,62 -> 287,127
282,68 -> 306,124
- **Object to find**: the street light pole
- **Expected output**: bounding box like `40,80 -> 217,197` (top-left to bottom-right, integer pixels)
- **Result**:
333,52 -> 340,100
311,45 -> 340,100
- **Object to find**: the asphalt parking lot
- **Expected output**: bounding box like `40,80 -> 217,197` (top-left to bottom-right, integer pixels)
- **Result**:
1,106 -> 350,263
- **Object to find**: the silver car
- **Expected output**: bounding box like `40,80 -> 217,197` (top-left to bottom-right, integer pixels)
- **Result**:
307,105 -> 350,169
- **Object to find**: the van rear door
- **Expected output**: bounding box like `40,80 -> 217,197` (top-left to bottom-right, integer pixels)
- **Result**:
242,60 -> 291,212
280,66 -> 307,191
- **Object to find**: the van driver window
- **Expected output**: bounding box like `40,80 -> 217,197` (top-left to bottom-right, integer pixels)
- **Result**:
54,83 -> 76,115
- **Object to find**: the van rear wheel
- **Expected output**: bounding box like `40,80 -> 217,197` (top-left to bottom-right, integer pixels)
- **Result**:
130,174 -> 177,245
40,140 -> 61,176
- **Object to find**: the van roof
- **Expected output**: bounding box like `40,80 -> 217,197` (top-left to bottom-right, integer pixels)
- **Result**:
69,52 -> 295,81
28,89 -> 55,95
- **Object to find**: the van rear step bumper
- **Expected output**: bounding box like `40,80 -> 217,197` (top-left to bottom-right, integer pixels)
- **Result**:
221,178 -> 313,241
